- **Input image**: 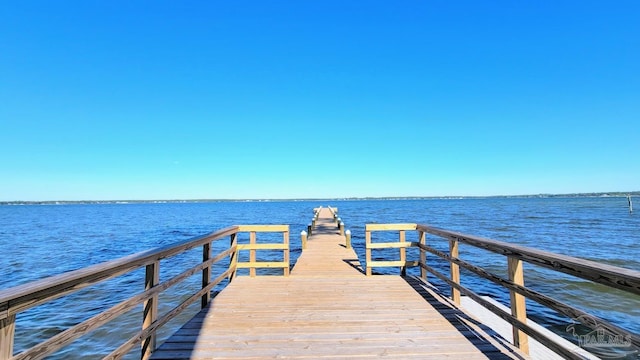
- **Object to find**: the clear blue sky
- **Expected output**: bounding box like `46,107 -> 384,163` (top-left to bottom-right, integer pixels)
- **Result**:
1,1 -> 638,201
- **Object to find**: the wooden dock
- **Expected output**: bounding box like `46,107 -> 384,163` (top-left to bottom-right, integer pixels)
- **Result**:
150,208 -> 525,359
2,206 -> 639,360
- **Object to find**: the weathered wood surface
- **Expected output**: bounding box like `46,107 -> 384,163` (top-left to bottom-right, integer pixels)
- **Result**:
151,208 -> 524,359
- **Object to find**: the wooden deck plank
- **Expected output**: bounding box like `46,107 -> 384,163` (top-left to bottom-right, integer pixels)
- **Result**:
151,207 -> 525,360
151,351 -> 516,360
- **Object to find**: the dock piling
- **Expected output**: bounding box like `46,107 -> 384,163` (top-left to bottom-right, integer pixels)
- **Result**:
345,229 -> 351,248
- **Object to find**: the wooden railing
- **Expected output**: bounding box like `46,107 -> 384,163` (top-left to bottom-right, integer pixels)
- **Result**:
0,225 -> 289,360
365,224 -> 422,277
233,225 -> 290,278
365,223 -> 640,360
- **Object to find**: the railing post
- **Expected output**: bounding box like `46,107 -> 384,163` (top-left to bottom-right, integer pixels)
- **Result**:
0,313 -> 16,360
365,229 -> 372,276
419,231 -> 426,280
345,229 -> 351,249
301,230 -> 308,250
508,256 -> 529,354
249,231 -> 257,277
283,230 -> 290,276
449,238 -> 460,305
339,222 -> 345,236
229,233 -> 238,282
142,261 -> 159,360
201,241 -> 212,309
399,230 -> 407,276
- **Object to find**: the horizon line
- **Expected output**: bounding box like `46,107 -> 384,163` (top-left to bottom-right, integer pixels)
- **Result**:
1,190 -> 638,204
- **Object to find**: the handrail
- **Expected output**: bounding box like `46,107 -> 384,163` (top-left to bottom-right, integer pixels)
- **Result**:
0,226 -> 237,318
365,223 -> 640,360
0,224 -> 289,360
420,225 -> 640,295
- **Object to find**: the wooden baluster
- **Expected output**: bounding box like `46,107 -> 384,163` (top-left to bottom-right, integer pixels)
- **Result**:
508,257 -> 529,354
399,230 -> 406,276
365,230 -> 372,276
250,232 -> 256,277
0,313 -> 16,360
449,238 -> 460,305
283,230 -> 290,276
202,241 -> 212,309
229,233 -> 238,282
142,261 -> 159,360
419,231 -> 426,280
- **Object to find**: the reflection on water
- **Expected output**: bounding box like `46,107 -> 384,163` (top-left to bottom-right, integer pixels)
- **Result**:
1,197 -> 638,358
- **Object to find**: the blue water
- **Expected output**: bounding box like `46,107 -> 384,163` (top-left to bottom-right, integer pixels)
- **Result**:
1,197 -> 638,358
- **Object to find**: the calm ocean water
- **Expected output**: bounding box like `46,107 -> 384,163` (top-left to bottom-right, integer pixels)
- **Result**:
1,197 -> 638,358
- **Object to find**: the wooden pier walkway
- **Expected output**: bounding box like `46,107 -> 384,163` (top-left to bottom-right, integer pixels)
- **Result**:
150,208 -> 525,359
3,206 -> 638,360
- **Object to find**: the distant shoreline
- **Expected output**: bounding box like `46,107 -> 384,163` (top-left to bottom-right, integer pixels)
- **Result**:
2,191 -> 638,205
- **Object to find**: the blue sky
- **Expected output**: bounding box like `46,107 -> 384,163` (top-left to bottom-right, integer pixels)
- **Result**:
1,1 -> 638,201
